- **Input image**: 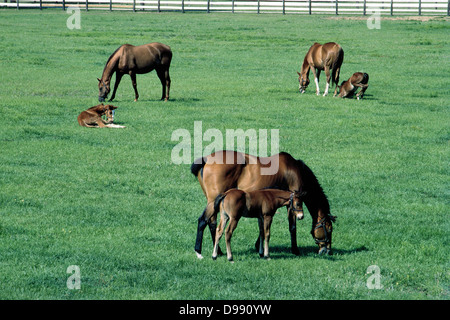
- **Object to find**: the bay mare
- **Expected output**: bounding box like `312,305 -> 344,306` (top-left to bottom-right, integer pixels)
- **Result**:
98,42 -> 172,102
191,150 -> 336,258
297,42 -> 344,96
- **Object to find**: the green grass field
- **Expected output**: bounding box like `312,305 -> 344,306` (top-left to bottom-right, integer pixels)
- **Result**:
0,10 -> 448,300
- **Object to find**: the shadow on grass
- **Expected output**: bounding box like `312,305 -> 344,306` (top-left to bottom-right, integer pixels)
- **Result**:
233,244 -> 369,260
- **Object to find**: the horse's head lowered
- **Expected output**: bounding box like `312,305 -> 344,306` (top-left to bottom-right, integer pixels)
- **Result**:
297,72 -> 310,93
312,213 -> 337,255
289,190 -> 306,220
97,78 -> 110,102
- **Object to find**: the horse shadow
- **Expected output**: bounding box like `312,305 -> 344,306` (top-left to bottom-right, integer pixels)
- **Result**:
238,244 -> 368,260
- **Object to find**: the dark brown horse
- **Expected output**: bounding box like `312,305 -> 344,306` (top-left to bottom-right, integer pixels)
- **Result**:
338,72 -> 369,100
213,189 -> 305,262
297,42 -> 344,97
191,150 -> 336,259
98,42 -> 172,102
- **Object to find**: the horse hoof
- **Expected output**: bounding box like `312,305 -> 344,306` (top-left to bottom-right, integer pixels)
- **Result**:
264,256 -> 271,261
212,255 -> 217,261
259,253 -> 264,258
195,251 -> 204,260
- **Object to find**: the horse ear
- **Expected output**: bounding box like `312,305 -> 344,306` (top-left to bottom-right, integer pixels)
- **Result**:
296,71 -> 301,76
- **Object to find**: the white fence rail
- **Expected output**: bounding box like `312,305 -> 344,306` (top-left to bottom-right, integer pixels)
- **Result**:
1,0 -> 449,15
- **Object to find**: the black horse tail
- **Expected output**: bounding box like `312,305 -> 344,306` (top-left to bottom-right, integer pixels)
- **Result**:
363,73 -> 369,84
190,157 -> 206,178
331,45 -> 344,85
214,193 -> 227,213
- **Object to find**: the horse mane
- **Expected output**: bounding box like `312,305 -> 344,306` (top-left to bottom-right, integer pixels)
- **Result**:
102,45 -> 122,75
297,160 -> 330,214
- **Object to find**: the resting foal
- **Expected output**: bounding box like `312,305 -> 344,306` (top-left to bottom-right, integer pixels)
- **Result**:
77,104 -> 125,128
338,72 -> 369,99
212,189 -> 304,262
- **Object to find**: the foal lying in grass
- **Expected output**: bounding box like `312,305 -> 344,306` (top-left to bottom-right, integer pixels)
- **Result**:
212,189 -> 305,262
77,104 -> 125,128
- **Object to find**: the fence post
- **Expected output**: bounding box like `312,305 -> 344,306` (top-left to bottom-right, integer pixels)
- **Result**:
257,0 -> 260,13
109,0 -> 112,11
282,0 -> 285,14
418,0 -> 421,15
158,0 -> 160,12
448,0 -> 449,16
181,0 -> 184,12
309,0 -> 311,14
363,0 -> 366,15
16,0 -> 19,10
39,0 -> 42,10
86,0 -> 88,11
390,0 -> 393,15
336,0 -> 338,14
63,0 -> 65,10
232,0 -> 234,13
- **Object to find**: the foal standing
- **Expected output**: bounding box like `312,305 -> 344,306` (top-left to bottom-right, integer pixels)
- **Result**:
212,189 -> 304,262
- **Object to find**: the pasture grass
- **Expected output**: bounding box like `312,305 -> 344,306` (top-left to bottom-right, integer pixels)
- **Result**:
0,10 -> 448,300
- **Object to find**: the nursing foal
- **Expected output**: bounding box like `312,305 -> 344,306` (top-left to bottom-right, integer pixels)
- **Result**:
212,189 -> 305,262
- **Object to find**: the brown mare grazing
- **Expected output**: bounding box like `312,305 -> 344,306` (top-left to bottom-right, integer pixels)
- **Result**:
98,42 -> 172,102
191,150 -> 336,259
77,104 -> 125,128
338,72 -> 369,100
212,189 -> 305,262
297,42 -> 344,97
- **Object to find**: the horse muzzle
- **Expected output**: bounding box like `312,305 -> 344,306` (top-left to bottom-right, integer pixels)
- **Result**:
318,247 -> 332,255
98,96 -> 105,102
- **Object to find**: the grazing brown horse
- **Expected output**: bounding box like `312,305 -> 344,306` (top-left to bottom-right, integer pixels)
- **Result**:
338,72 -> 369,100
98,42 -> 172,102
212,189 -> 305,262
191,150 -> 336,259
297,42 -> 344,97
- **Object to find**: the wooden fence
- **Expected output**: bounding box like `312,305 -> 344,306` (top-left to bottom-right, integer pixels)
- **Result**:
1,0 -> 449,15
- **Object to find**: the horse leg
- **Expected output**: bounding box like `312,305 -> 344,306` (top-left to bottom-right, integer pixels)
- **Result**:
263,215 -> 273,260
195,209 -> 208,259
109,72 -> 123,102
355,84 -> 369,100
224,217 -> 239,262
257,217 -> 264,257
333,67 -> 341,97
311,67 -> 320,95
195,203 -> 223,259
129,71 -> 139,102
212,211 -> 228,260
156,68 -> 170,101
323,66 -> 331,96
288,208 -> 300,255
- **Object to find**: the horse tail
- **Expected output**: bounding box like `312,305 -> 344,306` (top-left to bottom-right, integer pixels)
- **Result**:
214,193 -> 227,213
363,73 -> 369,84
190,157 -> 206,178
331,45 -> 344,85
